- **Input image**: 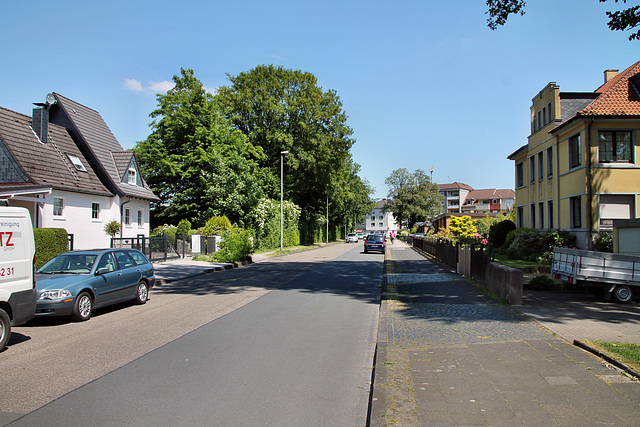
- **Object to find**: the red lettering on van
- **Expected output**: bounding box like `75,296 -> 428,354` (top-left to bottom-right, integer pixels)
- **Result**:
0,231 -> 13,247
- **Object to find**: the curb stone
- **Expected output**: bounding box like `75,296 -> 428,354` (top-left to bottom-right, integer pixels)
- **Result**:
574,339 -> 640,380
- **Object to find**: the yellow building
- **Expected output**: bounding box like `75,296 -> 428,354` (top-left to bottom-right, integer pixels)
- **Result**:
508,60 -> 640,249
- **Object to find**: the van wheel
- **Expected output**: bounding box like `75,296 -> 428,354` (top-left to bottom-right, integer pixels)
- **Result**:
72,292 -> 92,321
612,285 -> 633,303
135,281 -> 149,305
0,309 -> 10,352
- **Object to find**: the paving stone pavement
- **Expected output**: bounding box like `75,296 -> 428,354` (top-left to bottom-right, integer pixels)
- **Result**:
369,242 -> 640,426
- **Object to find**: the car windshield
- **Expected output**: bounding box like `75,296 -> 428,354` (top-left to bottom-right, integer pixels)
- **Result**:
366,235 -> 384,242
38,254 -> 98,274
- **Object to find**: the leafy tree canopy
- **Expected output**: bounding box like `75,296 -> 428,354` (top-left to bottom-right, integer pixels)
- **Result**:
384,168 -> 442,229
486,0 -> 640,41
215,65 -> 358,215
134,68 -> 268,228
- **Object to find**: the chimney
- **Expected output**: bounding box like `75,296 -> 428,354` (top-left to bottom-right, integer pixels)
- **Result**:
604,69 -> 619,83
32,107 -> 49,142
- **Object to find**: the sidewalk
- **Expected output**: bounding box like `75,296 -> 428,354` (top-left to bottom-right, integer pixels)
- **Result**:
370,240 -> 640,426
152,253 -> 270,285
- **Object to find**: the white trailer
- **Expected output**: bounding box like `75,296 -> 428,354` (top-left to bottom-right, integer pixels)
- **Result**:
551,247 -> 640,303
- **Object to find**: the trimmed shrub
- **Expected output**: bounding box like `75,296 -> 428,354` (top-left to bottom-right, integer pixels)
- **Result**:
34,228 -> 69,268
215,227 -> 253,262
203,215 -> 232,236
488,220 -> 516,248
505,228 -> 543,261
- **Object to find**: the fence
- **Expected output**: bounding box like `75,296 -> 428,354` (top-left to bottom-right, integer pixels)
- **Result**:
110,235 -> 181,262
412,237 -> 492,282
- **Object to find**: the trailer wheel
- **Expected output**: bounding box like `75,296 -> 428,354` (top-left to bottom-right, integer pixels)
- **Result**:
612,285 -> 633,303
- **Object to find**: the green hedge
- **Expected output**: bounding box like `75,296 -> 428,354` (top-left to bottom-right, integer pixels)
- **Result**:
34,228 -> 70,268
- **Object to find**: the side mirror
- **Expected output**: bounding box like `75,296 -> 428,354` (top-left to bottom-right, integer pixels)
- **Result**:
96,267 -> 108,276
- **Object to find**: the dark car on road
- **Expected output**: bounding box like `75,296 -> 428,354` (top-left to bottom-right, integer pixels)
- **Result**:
35,249 -> 155,321
364,234 -> 386,254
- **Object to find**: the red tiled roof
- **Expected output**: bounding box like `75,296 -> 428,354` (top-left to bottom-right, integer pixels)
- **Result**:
466,189 -> 515,200
580,59 -> 640,116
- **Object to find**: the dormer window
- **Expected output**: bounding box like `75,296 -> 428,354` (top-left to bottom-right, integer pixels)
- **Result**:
67,154 -> 87,172
127,168 -> 137,185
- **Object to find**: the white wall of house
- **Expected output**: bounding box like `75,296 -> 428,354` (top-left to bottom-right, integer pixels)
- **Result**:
37,191 -> 150,250
119,197 -> 150,240
360,207 -> 398,234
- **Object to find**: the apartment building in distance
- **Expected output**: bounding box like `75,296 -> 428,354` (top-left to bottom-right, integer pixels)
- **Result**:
508,60 -> 640,249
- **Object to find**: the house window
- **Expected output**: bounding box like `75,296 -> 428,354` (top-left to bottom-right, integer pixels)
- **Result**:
92,203 -> 100,220
137,210 -> 143,227
530,156 -> 536,183
571,196 -> 582,228
537,111 -> 542,130
517,207 -> 524,228
67,154 -> 87,172
547,147 -> 553,177
516,162 -> 524,187
569,134 -> 581,169
530,204 -> 536,228
124,208 -> 131,226
128,168 -> 137,185
53,198 -> 64,217
542,106 -> 547,125
379,222 -> 384,227
598,131 -> 632,163
599,195 -> 633,230
548,200 -> 554,229
539,203 -> 544,229
371,216 -> 375,221
538,152 -> 544,181
379,216 -> 384,220
547,102 -> 552,123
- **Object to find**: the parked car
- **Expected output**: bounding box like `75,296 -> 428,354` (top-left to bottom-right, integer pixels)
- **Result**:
346,233 -> 358,243
364,234 -> 386,254
35,249 -> 155,321
0,207 -> 37,351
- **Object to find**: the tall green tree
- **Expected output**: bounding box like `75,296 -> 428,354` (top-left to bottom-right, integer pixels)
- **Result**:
384,168 -> 442,228
134,68 -> 268,228
486,0 -> 640,41
215,65 -> 355,216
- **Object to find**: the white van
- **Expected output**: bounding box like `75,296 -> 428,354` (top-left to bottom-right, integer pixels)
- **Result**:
0,206 -> 37,351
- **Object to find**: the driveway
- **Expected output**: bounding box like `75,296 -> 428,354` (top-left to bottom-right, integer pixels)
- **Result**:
517,290 -> 640,344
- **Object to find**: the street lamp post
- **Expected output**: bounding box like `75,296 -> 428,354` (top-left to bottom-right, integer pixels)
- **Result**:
280,150 -> 289,252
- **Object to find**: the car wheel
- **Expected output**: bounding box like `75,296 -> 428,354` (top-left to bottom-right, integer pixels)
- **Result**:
72,292 -> 93,321
612,285 -> 633,303
0,308 -> 10,352
135,281 -> 149,305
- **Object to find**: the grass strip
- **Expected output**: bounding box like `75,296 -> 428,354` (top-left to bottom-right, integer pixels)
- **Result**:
583,340 -> 640,373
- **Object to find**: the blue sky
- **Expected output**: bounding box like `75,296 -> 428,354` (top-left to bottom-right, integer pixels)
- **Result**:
1,0 -> 637,199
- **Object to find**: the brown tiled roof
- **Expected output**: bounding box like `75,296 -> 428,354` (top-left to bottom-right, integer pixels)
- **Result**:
580,59 -> 640,116
438,182 -> 474,191
0,106 -> 112,196
51,93 -> 159,202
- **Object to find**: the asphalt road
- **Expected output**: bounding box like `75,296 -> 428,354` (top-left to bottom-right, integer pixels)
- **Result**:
1,243 -> 381,426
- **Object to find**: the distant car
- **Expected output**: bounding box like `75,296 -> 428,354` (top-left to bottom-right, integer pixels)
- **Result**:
364,234 -> 386,254
35,249 -> 155,321
346,233 -> 358,243
357,232 -> 364,240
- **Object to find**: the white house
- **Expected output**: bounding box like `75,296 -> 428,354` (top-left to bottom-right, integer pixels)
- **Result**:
0,93 -> 158,249
357,199 -> 398,235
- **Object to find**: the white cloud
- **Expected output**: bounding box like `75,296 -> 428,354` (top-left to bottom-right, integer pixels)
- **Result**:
123,78 -> 175,94
205,86 -> 219,95
124,78 -> 144,92
148,80 -> 175,93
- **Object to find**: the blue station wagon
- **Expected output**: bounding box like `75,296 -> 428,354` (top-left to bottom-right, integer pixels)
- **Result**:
35,249 -> 155,321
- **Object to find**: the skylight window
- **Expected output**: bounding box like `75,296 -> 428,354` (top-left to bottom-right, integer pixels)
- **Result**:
67,154 -> 87,172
